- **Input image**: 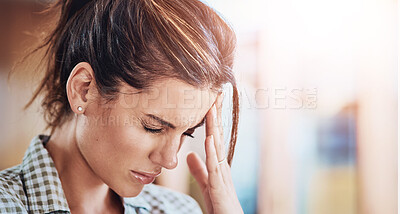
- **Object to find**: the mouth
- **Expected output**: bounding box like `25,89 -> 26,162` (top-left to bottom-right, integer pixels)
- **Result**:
130,170 -> 161,185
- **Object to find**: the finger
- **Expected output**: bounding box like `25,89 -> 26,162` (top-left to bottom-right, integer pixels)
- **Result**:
206,104 -> 224,161
215,92 -> 226,157
213,93 -> 232,187
187,152 -> 215,214
205,135 -> 224,193
220,160 -> 234,189
215,91 -> 224,123
186,152 -> 208,190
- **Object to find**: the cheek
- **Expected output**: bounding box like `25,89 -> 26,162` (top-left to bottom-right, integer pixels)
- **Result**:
87,120 -> 158,164
79,110 -> 164,170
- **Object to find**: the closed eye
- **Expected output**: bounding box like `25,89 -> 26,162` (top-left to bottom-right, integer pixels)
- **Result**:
182,128 -> 195,138
140,116 -> 204,139
182,117 -> 205,139
140,118 -> 164,134
144,126 -> 194,138
183,132 -> 195,138
143,126 -> 163,134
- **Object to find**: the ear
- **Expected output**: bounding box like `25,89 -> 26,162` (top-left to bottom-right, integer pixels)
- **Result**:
66,62 -> 96,114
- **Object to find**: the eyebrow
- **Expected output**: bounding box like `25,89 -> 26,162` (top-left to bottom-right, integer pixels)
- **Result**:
145,114 -> 206,130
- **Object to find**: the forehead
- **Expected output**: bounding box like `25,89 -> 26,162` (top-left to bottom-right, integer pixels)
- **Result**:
117,79 -> 217,128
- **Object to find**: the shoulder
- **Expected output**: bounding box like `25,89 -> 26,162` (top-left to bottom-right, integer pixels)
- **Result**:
0,165 -> 28,213
124,183 -> 203,214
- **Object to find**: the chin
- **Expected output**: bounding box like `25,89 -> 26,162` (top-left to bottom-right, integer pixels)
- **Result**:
113,184 -> 145,198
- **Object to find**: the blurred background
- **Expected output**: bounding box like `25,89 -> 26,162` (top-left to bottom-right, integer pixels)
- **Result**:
0,0 -> 397,213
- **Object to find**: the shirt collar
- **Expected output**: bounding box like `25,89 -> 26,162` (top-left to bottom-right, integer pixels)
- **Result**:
20,134 -> 70,213
20,134 -> 151,213
123,193 -> 151,212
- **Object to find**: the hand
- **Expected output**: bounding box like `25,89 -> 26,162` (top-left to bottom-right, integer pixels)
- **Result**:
187,92 -> 243,214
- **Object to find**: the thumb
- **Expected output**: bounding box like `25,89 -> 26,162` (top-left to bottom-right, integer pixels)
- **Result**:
186,152 -> 208,189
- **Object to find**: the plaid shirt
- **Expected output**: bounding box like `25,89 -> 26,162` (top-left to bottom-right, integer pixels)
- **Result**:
0,134 -> 203,214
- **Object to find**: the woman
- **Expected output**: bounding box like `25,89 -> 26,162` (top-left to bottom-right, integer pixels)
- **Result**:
0,0 -> 242,213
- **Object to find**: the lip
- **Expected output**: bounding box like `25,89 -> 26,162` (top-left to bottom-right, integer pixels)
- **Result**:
130,170 -> 161,185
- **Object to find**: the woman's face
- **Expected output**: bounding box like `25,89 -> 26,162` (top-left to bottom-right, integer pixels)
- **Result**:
76,78 -> 217,197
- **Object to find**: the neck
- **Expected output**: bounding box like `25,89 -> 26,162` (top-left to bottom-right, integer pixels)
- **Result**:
44,118 -> 124,213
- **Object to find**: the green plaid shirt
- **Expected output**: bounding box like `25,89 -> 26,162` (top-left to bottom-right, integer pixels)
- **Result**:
0,134 -> 202,214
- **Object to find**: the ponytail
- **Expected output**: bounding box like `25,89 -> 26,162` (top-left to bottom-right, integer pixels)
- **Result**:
19,0 -> 94,135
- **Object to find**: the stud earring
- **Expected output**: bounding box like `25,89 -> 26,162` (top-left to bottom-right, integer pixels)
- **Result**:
77,106 -> 83,112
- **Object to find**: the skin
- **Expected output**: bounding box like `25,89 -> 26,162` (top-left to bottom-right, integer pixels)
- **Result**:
45,62 -> 243,213
187,94 -> 243,214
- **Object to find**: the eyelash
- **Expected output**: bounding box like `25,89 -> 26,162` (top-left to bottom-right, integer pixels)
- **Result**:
143,126 -> 195,138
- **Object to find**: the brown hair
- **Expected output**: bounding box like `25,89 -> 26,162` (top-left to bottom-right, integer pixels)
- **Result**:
21,0 -> 239,166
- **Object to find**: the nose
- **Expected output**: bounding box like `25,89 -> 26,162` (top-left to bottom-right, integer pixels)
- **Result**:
149,137 -> 181,170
